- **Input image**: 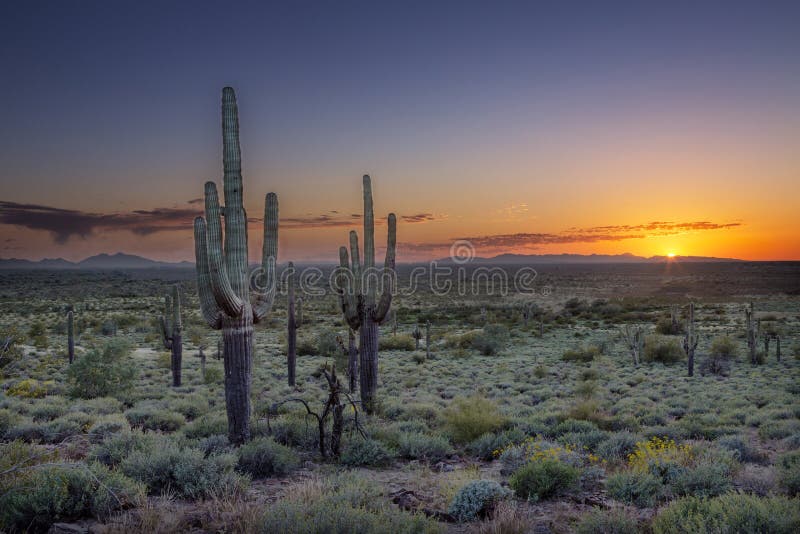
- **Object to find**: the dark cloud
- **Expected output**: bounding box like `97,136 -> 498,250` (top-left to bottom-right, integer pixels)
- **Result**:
400,213 -> 440,223
187,198 -> 203,205
0,200 -> 197,243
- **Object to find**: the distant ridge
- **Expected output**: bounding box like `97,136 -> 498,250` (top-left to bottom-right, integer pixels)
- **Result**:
0,251 -> 747,270
0,252 -> 192,270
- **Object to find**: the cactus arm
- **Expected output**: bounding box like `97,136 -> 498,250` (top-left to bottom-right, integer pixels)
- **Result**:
349,230 -> 362,285
204,181 -> 244,317
253,192 -> 279,322
362,175 -> 374,270
160,316 -> 173,350
373,213 -> 396,322
193,217 -> 223,329
338,246 -> 361,330
221,87 -> 250,300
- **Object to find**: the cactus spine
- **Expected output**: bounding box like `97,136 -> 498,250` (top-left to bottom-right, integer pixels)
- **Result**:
336,175 -> 396,413
66,307 -> 75,364
160,285 -> 183,387
193,87 -> 279,445
683,302 -> 698,376
287,262 -> 298,387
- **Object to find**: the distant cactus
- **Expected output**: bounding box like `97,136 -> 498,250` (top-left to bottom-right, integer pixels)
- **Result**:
193,87 -> 279,444
336,175 -> 396,413
683,302 -> 698,376
412,324 -> 423,349
287,262 -> 298,387
621,325 -> 644,365
425,320 -> 431,360
160,285 -> 183,387
66,307 -> 75,364
745,302 -> 758,365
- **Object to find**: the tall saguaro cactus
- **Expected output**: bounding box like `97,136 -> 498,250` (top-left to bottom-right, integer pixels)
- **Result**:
337,175 -> 396,413
160,285 -> 183,387
683,302 -> 698,376
193,87 -> 279,445
745,302 -> 758,365
287,262 -> 298,387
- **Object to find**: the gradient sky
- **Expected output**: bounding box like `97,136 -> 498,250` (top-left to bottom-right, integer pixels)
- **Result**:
1,1 -> 798,262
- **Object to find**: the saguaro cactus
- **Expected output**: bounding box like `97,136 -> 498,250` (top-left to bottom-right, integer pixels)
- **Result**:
745,302 -> 758,365
287,262 -> 298,387
412,324 -> 423,350
66,307 -> 75,364
621,325 -> 644,365
193,87 -> 279,445
160,285 -> 183,387
336,175 -> 396,413
683,302 -> 698,376
347,329 -> 358,393
425,320 -> 431,360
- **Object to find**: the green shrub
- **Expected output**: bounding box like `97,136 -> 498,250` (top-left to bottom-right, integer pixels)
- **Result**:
561,345 -> 600,363
508,459 -> 580,501
121,446 -> 246,499
236,437 -> 300,478
0,463 -> 144,532
316,329 -> 341,359
777,451 -> 800,496
672,462 -> 733,498
471,325 -> 509,355
467,428 -> 526,461
443,396 -> 507,444
597,431 -> 640,462
183,414 -> 228,439
576,508 -> 639,534
655,316 -> 684,335
651,494 -> 800,534
125,407 -> 185,432
380,334 -> 416,351
643,335 -> 684,364
340,438 -> 395,467
396,432 -> 452,462
606,471 -> 664,507
203,366 -> 223,385
66,339 -> 137,399
7,378 -> 50,398
448,479 -> 511,522
89,430 -> 157,467
715,435 -> 768,464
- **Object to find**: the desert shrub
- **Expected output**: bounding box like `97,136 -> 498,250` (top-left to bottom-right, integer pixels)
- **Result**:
715,435 -> 768,464
0,409 -> 18,436
89,429 -> 157,467
7,378 -> 49,398
30,402 -> 67,422
443,396 -> 507,444
66,339 -> 137,399
575,508 -> 639,534
296,338 -> 317,356
259,474 -> 441,534
125,407 -> 185,432
467,428 -> 526,461
777,451 -> 800,496
198,434 -> 231,457
448,479 -> 511,522
340,438 -> 395,467
508,458 -> 580,501
561,345 -> 600,363
642,335 -> 684,364
268,414 -> 320,451
651,494 -> 800,534
316,329 -> 341,359
703,335 -> 739,375
672,462 -> 733,498
121,446 -> 247,499
655,315 -> 684,335
203,366 -> 223,384
533,364 -> 547,378
597,431 -> 640,462
380,334 -> 416,351
0,462 -> 144,531
606,471 -> 664,507
0,325 -> 24,370
396,432 -> 452,462
183,414 -> 228,439
236,437 -> 299,478
759,420 -> 800,440
471,325 -> 509,356
557,429 -> 608,452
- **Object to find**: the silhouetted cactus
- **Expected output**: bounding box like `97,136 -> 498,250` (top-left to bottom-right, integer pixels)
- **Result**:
347,328 -> 358,393
621,325 -> 644,365
683,302 -> 698,376
412,324 -> 423,350
160,285 -> 183,387
336,175 -> 396,413
287,262 -> 298,387
193,87 -> 279,445
66,307 -> 74,364
745,302 -> 758,365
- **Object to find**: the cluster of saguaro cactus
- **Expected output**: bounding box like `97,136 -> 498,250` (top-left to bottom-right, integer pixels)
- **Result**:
193,87 -> 279,445
66,306 -> 75,364
287,262 -> 299,387
683,302 -> 698,376
159,285 -> 183,387
336,175 -> 396,413
621,324 -> 645,365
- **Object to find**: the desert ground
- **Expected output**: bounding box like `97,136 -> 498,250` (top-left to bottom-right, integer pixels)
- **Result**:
1,262 -> 799,533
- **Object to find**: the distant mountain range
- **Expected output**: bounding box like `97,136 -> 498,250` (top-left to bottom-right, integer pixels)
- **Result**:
0,253 -> 193,270
0,251 -> 748,270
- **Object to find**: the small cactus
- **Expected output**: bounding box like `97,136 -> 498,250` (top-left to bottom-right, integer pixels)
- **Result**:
66,306 -> 75,364
160,285 -> 183,387
683,302 -> 698,376
287,262 -> 298,387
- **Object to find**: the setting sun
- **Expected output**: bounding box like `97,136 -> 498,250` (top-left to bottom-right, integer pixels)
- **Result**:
667,252 -> 677,258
